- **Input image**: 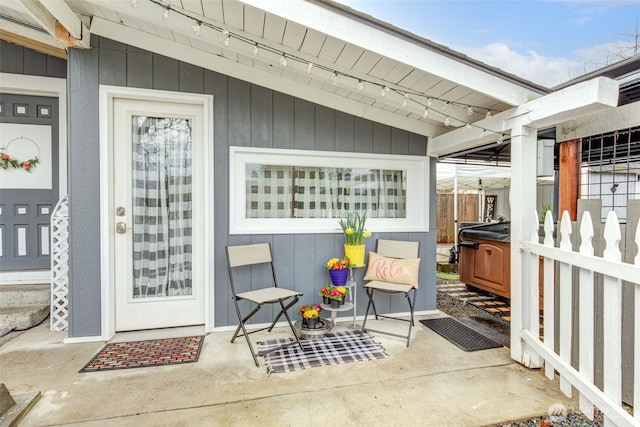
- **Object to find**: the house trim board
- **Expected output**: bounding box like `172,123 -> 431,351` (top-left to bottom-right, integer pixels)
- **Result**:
98,85 -> 214,341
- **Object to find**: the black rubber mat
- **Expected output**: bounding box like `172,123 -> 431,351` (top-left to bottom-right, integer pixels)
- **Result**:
420,317 -> 503,352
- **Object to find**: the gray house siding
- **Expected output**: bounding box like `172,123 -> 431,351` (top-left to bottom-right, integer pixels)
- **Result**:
0,40 -> 66,78
66,36 -> 436,337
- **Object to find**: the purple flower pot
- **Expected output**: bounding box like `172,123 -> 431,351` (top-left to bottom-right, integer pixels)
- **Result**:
329,268 -> 348,287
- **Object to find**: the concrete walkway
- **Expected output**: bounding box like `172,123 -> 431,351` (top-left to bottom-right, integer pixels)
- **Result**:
0,314 -> 577,426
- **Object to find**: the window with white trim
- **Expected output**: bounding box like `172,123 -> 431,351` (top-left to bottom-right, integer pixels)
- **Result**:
230,147 -> 429,234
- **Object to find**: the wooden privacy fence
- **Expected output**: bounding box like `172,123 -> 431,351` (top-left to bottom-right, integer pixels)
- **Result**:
520,209 -> 640,426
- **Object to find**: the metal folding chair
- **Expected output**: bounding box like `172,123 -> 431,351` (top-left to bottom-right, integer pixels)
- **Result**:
360,239 -> 421,347
226,242 -> 303,366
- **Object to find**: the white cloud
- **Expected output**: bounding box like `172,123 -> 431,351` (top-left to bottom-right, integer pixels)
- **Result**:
459,41 -> 636,88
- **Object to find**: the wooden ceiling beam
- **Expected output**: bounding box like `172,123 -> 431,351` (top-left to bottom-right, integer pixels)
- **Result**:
16,0 -> 90,49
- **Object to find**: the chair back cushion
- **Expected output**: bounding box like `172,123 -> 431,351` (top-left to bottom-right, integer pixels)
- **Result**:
364,251 -> 420,288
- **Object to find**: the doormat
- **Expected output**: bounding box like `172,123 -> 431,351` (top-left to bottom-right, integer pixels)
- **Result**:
80,336 -> 204,372
419,317 -> 502,352
257,330 -> 388,374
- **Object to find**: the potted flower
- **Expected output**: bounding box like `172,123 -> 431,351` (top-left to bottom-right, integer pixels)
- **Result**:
338,212 -> 372,266
299,304 -> 323,329
326,256 -> 350,287
318,285 -> 333,304
327,287 -> 345,308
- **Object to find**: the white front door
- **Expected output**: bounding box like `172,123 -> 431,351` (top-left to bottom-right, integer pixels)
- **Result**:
113,98 -> 205,331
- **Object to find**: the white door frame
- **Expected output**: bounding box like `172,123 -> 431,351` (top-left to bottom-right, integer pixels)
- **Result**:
99,85 -> 214,340
0,73 -> 67,285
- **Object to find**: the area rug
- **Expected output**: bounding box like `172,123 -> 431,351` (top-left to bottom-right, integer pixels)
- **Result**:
257,330 -> 388,374
419,317 -> 502,352
80,336 -> 204,372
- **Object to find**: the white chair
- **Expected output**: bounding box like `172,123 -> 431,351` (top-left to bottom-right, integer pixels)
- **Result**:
360,239 -> 421,347
226,242 -> 303,366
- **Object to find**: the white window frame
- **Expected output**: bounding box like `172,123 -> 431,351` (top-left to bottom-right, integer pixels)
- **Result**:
230,146 -> 429,234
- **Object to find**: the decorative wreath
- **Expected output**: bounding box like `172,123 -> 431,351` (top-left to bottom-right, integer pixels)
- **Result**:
0,136 -> 40,172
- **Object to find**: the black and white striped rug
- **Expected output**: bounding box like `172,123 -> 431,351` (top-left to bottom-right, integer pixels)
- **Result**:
257,331 -> 388,374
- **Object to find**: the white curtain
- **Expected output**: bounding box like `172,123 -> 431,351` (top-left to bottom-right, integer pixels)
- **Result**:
246,165 -> 406,219
131,116 -> 192,298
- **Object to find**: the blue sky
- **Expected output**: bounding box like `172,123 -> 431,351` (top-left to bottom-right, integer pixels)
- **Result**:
336,0 -> 640,87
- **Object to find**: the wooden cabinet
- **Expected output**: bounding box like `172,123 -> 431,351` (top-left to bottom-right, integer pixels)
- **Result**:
460,238 -> 510,299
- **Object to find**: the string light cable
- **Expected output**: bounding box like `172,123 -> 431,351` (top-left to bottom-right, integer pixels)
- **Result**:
144,0 -> 509,142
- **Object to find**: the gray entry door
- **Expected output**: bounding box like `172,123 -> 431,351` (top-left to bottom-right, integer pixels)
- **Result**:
0,93 -> 59,270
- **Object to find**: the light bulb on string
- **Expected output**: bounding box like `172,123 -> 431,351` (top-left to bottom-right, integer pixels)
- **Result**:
402,93 -> 408,108
427,98 -> 433,107
444,116 -> 451,126
486,110 -> 492,119
162,7 -> 170,19
130,0 -> 138,8
497,134 -> 505,144
442,101 -> 449,111
222,30 -> 230,46
423,108 -> 429,119
466,123 -> 472,129
279,53 -> 287,67
252,44 -> 259,56
330,72 -> 338,85
467,106 -> 473,116
191,22 -> 202,36
306,62 -> 313,74
381,86 -> 389,97
357,80 -> 364,91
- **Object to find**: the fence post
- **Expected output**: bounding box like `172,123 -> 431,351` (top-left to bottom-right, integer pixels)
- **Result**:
559,210 -> 573,397
578,211 -> 595,420
602,211 -> 622,427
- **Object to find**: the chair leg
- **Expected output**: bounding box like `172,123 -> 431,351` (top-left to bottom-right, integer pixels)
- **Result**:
404,289 -> 417,347
360,287 -> 376,333
280,299 -> 304,351
231,299 -> 261,367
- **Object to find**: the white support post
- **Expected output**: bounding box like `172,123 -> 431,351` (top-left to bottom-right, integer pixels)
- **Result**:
509,123 -> 541,367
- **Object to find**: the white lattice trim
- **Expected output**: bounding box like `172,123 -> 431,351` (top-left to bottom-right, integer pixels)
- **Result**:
50,195 -> 69,331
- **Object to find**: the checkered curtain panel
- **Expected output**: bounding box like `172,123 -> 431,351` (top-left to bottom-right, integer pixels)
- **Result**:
246,166 -> 406,219
132,117 -> 193,298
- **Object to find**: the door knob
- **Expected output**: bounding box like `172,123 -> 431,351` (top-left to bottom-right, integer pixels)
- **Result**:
116,222 -> 127,234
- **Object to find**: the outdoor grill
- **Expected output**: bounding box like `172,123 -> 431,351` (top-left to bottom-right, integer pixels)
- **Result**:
458,221 -> 512,299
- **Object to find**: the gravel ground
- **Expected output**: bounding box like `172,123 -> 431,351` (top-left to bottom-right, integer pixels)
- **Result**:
436,278 -> 605,427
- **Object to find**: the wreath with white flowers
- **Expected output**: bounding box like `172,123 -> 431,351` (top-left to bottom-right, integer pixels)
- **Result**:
0,137 -> 40,172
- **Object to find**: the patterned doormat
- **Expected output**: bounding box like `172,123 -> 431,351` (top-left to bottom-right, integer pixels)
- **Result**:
420,317 -> 503,352
80,336 -> 204,372
256,330 -> 388,374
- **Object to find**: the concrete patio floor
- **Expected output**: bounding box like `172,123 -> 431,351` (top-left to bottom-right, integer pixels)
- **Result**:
0,313 -> 578,427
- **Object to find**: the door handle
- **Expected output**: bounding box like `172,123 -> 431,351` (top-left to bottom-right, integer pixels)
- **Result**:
116,222 -> 127,234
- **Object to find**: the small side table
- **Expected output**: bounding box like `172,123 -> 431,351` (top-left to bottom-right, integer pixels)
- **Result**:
321,266 -> 363,328
346,265 -> 364,329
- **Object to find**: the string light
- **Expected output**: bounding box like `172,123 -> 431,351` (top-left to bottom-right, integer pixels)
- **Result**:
497,134 -> 505,144
145,0 -> 505,137
191,21 -> 201,36
423,108 -> 429,118
130,0 -> 138,8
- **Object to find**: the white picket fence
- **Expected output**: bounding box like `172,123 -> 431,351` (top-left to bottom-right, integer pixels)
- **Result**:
520,209 -> 640,426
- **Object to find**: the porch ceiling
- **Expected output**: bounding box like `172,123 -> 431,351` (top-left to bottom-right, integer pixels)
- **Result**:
1,0 -> 549,143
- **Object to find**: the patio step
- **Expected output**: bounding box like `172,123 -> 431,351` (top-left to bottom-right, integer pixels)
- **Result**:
0,383 -> 41,426
0,285 -> 50,331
